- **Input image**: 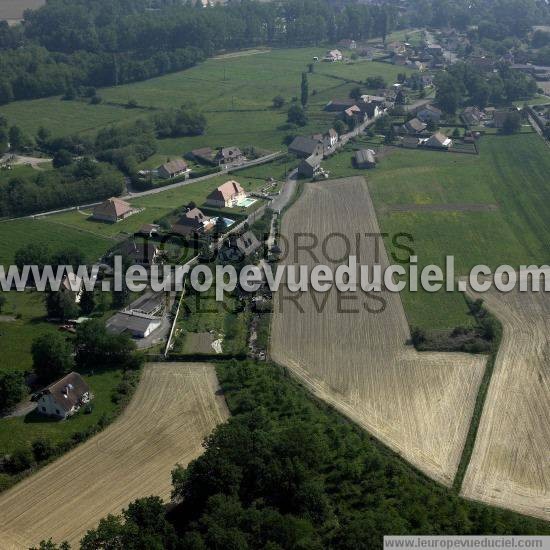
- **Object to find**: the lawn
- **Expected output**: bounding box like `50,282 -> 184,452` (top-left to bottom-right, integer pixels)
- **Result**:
43,172 -> 271,242
0,217 -> 112,266
0,368 -> 123,458
0,162 -> 52,185
0,291 -> 58,373
0,48 -> 414,154
322,132 -> 550,329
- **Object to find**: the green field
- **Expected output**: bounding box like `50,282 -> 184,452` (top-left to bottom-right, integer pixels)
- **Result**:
323,132 -> 550,329
0,217 -> 113,266
0,48 -> 413,154
0,292 -> 58,372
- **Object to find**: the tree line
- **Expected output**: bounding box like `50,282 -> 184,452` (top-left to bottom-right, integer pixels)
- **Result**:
34,360 -> 550,549
0,0 -> 398,105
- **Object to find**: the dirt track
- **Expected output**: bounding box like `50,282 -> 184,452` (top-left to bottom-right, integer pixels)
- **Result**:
0,363 -> 229,549
271,177 -> 486,486
461,287 -> 550,520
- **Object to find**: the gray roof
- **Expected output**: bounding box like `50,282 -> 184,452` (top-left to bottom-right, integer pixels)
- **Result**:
159,159 -> 188,175
288,136 -> 322,156
106,311 -> 161,335
235,231 -> 261,256
405,118 -> 427,132
303,154 -> 322,168
355,149 -> 376,165
127,293 -> 164,315
43,372 -> 90,412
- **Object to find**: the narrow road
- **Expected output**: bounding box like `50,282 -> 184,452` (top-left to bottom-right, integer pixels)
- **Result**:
0,152 -> 283,223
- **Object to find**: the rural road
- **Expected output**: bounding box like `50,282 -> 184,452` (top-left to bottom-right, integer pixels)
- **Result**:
0,151 -> 283,223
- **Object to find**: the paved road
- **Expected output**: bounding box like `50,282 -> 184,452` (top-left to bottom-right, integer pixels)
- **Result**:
1,151 -> 282,223
271,169 -> 298,213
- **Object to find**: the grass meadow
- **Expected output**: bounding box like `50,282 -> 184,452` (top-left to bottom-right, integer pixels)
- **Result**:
0,47 -> 413,154
323,131 -> 550,329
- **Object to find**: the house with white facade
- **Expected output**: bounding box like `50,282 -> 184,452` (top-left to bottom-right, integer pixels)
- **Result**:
37,372 -> 92,419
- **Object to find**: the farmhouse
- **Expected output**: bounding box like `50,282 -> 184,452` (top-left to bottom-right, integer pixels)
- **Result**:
205,180 -> 246,208
324,49 -> 343,62
416,104 -> 442,123
92,197 -> 135,223
117,240 -> 160,266
402,117 -> 427,134
215,146 -> 246,166
219,230 -> 262,262
461,106 -> 484,126
354,149 -> 376,169
423,132 -> 453,149
172,207 -> 214,236
288,136 -> 324,158
37,372 -> 92,419
344,105 -> 364,125
324,98 -> 356,112
297,154 -> 322,178
106,311 -> 162,339
157,159 -> 189,179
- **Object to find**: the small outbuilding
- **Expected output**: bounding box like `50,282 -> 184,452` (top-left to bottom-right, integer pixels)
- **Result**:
354,149 -> 376,169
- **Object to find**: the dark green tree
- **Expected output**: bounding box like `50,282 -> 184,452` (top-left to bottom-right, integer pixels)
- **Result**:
31,332 -> 74,383
287,104 -> 307,126
300,72 -> 308,107
0,370 -> 26,413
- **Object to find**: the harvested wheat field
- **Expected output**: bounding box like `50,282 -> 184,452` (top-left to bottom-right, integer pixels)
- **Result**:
271,177 -> 486,486
461,286 -> 550,520
0,363 -> 229,549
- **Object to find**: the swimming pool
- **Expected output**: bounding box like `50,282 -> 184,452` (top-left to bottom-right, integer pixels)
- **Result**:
235,196 -> 257,208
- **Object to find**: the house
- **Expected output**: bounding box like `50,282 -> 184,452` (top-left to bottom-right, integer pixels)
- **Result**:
324,49 -> 343,62
360,95 -> 386,106
219,231 -> 262,262
338,39 -> 357,50
106,311 -> 162,339
190,147 -> 216,165
358,100 -> 383,120
392,53 -> 409,66
92,197 -> 135,223
416,104 -> 442,123
298,154 -> 322,178
172,207 -> 214,236
288,136 -> 324,158
61,272 -> 84,303
324,98 -> 356,112
461,106 -> 484,126
206,180 -> 246,208
137,223 -> 160,238
324,128 -> 338,148
402,117 -> 427,134
37,372 -> 92,419
354,149 -> 376,169
423,132 -> 453,149
215,147 -> 246,166
118,240 -> 160,266
343,105 -> 364,125
158,159 -> 189,179
426,44 -> 443,56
